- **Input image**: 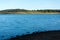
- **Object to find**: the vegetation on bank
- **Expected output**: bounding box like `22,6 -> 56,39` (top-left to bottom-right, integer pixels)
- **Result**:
0,9 -> 60,14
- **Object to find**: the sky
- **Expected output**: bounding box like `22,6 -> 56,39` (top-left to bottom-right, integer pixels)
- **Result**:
0,0 -> 60,10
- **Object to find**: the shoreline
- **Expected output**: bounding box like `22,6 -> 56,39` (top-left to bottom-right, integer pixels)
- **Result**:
0,9 -> 60,14
8,30 -> 60,40
0,12 -> 60,14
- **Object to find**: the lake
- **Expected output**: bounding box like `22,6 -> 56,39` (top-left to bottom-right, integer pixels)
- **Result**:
0,14 -> 60,40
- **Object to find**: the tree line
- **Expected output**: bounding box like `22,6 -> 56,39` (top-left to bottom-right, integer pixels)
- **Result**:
0,9 -> 60,12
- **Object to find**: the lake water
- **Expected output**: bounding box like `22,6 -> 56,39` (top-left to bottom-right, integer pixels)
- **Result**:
0,14 -> 60,40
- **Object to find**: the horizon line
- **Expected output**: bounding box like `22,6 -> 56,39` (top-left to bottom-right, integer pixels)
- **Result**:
0,8 -> 60,11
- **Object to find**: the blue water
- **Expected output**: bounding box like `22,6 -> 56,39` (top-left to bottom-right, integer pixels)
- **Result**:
0,14 -> 60,40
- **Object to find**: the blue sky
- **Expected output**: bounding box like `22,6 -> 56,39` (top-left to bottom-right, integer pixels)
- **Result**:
0,0 -> 60,10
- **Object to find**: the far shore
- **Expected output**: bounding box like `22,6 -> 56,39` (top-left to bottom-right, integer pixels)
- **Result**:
0,9 -> 60,14
0,12 -> 60,14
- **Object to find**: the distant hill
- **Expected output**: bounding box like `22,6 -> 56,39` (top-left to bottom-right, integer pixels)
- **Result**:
0,9 -> 60,14
0,9 -> 29,12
